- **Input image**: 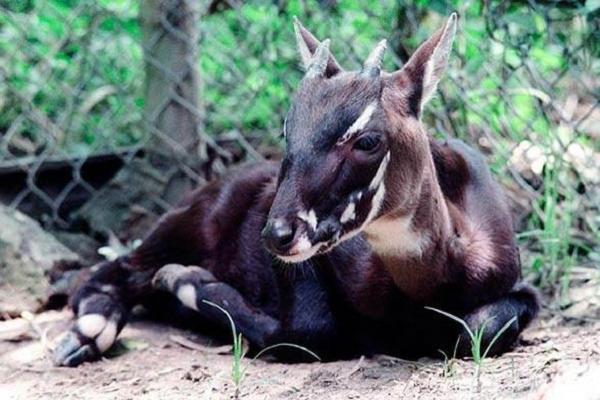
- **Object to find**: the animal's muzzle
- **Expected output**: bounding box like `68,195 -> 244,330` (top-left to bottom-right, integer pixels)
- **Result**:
261,219 -> 298,255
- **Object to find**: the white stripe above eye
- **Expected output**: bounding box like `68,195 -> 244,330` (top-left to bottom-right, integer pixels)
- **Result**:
339,102 -> 378,143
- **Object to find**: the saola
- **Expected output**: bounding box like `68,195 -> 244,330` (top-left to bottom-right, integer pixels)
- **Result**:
54,14 -> 540,367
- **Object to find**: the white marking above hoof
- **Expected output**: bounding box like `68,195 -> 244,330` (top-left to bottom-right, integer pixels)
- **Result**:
177,284 -> 198,311
77,314 -> 107,339
154,263 -> 187,291
95,320 -> 118,353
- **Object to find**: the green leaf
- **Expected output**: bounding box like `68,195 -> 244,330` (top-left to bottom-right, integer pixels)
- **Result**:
105,338 -> 149,358
425,307 -> 475,343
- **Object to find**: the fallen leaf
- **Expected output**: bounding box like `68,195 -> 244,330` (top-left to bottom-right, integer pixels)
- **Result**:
105,338 -> 149,358
169,334 -> 232,354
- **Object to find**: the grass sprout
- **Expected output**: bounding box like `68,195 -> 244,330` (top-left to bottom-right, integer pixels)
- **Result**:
426,307 -> 517,392
438,337 -> 460,379
203,300 -> 320,398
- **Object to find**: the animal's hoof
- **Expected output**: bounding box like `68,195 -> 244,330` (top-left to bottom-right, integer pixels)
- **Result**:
53,331 -> 99,367
152,263 -> 188,291
53,313 -> 120,367
153,264 -> 217,291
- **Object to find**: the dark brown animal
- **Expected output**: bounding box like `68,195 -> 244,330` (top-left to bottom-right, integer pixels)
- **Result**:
54,14 -> 539,367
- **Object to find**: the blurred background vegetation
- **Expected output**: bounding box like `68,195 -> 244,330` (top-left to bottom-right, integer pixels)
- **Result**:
0,0 -> 598,302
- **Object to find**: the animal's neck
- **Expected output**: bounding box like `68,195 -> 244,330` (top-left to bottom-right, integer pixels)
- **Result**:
363,144 -> 453,301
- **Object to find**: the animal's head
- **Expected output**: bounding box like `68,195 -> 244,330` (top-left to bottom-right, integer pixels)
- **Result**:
262,14 -> 457,262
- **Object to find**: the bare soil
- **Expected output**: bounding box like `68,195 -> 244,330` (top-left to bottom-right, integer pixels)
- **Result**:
1,308 -> 599,400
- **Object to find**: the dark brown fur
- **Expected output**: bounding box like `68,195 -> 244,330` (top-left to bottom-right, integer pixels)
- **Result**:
53,16 -> 540,367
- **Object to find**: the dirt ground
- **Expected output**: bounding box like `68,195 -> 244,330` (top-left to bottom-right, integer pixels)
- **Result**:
1,308 -> 599,400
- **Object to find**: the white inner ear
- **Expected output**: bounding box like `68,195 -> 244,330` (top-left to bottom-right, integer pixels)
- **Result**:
421,16 -> 457,107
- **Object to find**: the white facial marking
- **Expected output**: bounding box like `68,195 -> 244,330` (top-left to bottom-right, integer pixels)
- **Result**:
340,202 -> 356,224
340,102 -> 378,143
274,218 -> 284,230
294,235 -> 312,252
177,284 -> 198,311
99,284 -> 115,294
298,209 -> 318,231
278,149 -> 391,262
366,182 -> 386,224
336,182 -> 387,245
95,321 -> 118,352
77,314 -> 106,338
369,152 -> 391,191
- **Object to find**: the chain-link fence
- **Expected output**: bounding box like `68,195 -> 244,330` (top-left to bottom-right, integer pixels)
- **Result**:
0,0 -> 598,286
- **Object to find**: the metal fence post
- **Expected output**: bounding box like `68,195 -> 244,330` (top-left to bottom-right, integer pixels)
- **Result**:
73,0 -> 205,240
140,0 -> 205,164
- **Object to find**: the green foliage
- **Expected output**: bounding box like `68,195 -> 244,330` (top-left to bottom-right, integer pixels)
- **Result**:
0,0 -> 143,156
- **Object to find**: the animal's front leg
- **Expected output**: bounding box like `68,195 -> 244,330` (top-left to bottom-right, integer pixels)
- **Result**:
54,204 -> 210,366
153,264 -> 281,349
53,290 -> 127,366
53,258 -> 152,367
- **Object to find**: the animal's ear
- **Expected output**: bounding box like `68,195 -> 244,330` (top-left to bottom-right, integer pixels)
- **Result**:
389,13 -> 457,116
293,17 -> 343,78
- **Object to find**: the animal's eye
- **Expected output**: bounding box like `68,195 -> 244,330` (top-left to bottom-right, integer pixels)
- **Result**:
353,135 -> 380,152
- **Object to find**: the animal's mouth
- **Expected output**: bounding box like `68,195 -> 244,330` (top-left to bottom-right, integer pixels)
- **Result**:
267,202 -> 369,264
276,243 -> 323,263
274,228 -> 347,263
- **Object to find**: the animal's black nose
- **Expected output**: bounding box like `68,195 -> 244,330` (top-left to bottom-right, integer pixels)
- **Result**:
262,219 -> 296,254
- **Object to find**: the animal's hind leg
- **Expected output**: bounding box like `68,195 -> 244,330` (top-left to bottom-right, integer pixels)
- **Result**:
152,264 -> 281,348
457,282 -> 541,357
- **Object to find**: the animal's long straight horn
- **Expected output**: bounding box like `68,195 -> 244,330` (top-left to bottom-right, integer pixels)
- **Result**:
362,39 -> 387,78
305,39 -> 331,78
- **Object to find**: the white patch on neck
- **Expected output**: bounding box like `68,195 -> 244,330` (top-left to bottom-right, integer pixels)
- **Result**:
340,202 -> 356,224
364,213 -> 429,258
340,102 -> 378,142
298,209 -> 318,231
